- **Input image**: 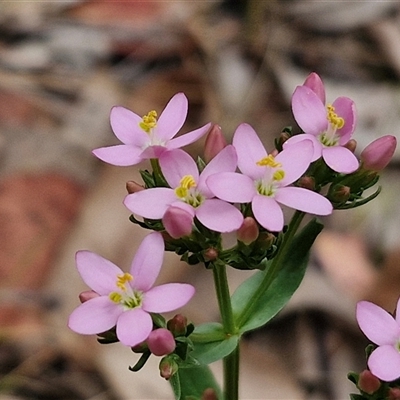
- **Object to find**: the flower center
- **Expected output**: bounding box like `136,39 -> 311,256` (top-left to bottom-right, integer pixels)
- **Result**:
175,175 -> 203,207
109,272 -> 143,309
256,169 -> 285,197
319,104 -> 344,147
139,110 -> 158,133
256,155 -> 282,168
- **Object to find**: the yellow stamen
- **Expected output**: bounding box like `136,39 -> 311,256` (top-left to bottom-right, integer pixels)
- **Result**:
326,104 -> 344,129
109,292 -> 122,303
256,154 -> 282,168
175,175 -> 197,199
139,110 -> 158,133
273,170 -> 285,181
116,272 -> 133,290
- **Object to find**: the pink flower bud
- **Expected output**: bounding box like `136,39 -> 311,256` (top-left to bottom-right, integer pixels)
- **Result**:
303,72 -> 326,104
297,176 -> 315,191
79,290 -> 99,303
389,387 -> 400,400
202,388 -> 218,400
204,124 -> 227,163
344,139 -> 357,153
159,356 -> 179,380
358,370 -> 381,394
204,247 -> 218,261
162,206 -> 193,239
361,135 -> 397,171
167,314 -> 188,337
237,217 -> 259,244
126,180 -> 145,194
147,328 -> 176,356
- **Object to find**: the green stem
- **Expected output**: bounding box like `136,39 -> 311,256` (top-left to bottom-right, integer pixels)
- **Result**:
150,158 -> 166,187
236,211 -> 305,328
212,261 -> 239,400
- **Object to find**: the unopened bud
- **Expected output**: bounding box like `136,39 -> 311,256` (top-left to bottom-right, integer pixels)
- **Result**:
79,290 -> 99,303
202,388 -> 218,400
204,247 -> 218,261
303,72 -> 326,104
126,180 -> 145,194
329,185 -> 350,203
159,356 -> 179,380
344,139 -> 357,153
358,370 -> 381,394
147,328 -> 176,356
257,232 -> 275,250
167,314 -> 188,337
389,387 -> 400,400
131,341 -> 148,353
162,206 -> 193,239
237,217 -> 259,244
361,135 -> 397,171
204,124 -> 227,163
297,176 -> 315,191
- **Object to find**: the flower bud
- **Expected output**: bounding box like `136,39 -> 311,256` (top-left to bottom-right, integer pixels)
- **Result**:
344,139 -> 357,153
389,387 -> 400,400
79,290 -> 99,303
328,185 -> 350,204
202,388 -> 218,400
204,247 -> 218,261
303,72 -> 326,104
297,176 -> 315,191
204,124 -> 227,163
126,180 -> 145,194
167,314 -> 188,337
159,356 -> 179,380
358,370 -> 381,394
237,217 -> 259,245
360,135 -> 397,171
147,328 -> 176,356
162,206 -> 193,239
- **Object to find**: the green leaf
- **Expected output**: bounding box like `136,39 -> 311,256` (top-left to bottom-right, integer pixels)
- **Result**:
170,371 -> 181,400
232,219 -> 323,333
190,322 -> 239,365
175,364 -> 222,400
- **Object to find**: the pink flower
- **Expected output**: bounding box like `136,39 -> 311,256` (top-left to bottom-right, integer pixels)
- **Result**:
124,146 -> 243,233
93,93 -> 211,166
68,232 -> 195,347
356,298 -> 400,381
207,124 -> 333,232
361,135 -> 397,172
287,73 -> 359,174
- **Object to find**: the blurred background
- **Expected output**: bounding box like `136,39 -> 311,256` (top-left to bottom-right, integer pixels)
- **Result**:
1,1 -> 400,399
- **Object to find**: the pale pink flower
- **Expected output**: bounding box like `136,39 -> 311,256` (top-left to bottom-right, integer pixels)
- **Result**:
68,232 -> 195,347
356,298 -> 400,381
207,124 -> 332,232
124,146 -> 243,233
93,93 -> 210,166
287,73 -> 359,174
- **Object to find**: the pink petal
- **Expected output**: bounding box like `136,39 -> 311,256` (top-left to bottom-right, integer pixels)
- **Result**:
291,86 -> 327,136
143,283 -> 195,313
159,149 -> 199,188
110,106 -> 148,146
207,172 -> 255,203
303,72 -> 326,104
68,296 -> 122,334
322,146 -> 359,173
116,308 -> 153,347
232,123 -> 267,179
76,251 -> 122,295
283,134 -> 322,162
368,345 -> 400,382
167,123 -> 211,150
252,195 -> 284,232
275,187 -> 333,215
195,199 -> 243,233
156,93 -> 188,141
356,301 -> 400,345
275,140 -> 313,185
162,205 -> 194,238
124,188 -> 177,219
140,145 -> 167,160
92,144 -> 143,166
332,97 -> 356,139
130,232 -> 164,291
198,145 -> 237,198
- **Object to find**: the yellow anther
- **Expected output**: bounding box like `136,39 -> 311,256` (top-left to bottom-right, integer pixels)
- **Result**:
116,272 -> 133,290
326,104 -> 344,129
139,110 -> 158,133
109,292 -> 122,303
256,155 -> 282,168
175,175 -> 197,199
273,170 -> 285,181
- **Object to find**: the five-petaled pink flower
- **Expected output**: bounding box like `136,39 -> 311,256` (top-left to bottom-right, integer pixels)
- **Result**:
207,123 -> 333,232
124,145 -> 243,233
93,93 -> 211,166
68,232 -> 195,347
356,298 -> 400,382
287,72 -> 359,174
